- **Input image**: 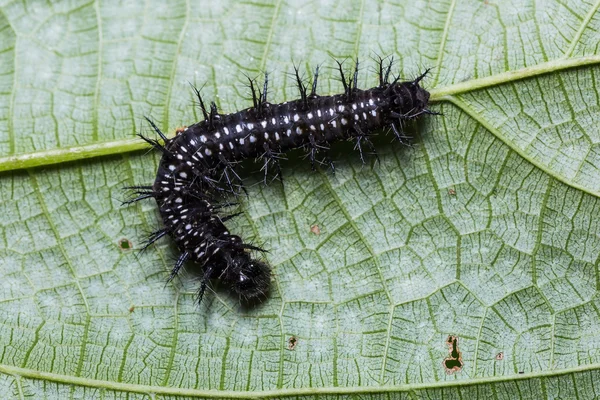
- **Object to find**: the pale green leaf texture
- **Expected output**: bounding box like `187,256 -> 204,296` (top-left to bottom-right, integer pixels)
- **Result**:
2,0 -> 600,399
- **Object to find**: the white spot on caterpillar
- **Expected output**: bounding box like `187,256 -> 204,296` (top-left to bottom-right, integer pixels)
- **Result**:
179,172 -> 187,179
264,132 -> 269,139
250,135 -> 257,143
293,114 -> 299,121
354,114 -> 359,120
338,105 -> 345,112
175,197 -> 182,203
360,102 -> 364,108
341,118 -> 348,125
261,120 -> 267,128
200,135 -> 207,142
286,129 -> 292,136
185,224 -> 192,230
368,98 -> 374,106
331,120 -> 337,128
240,138 -> 245,145
352,104 -> 357,110
320,124 -> 325,130
271,117 -> 276,125
223,127 -> 229,135
317,109 -> 322,117
284,116 -> 289,123
275,132 -> 280,140
205,148 -> 212,156
362,112 -> 367,120
229,142 -> 234,149
247,123 -> 254,130
236,124 -> 242,133
371,110 -> 377,117
329,108 -> 334,115
219,143 -> 224,150
180,146 -> 187,153
296,127 -> 303,135
177,154 -> 183,160
307,112 -> 313,119
310,125 -> 316,131
168,165 -> 176,171
189,139 -> 196,146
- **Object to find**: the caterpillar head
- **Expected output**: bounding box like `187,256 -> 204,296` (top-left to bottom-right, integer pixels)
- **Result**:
388,81 -> 430,118
226,253 -> 271,303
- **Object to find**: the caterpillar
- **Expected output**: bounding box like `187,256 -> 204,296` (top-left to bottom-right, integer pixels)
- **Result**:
126,57 -> 435,306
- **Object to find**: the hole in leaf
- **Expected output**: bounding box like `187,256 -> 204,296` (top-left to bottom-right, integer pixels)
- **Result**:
118,238 -> 133,252
442,335 -> 463,374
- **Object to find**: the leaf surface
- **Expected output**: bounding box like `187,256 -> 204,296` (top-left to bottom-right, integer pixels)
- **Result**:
1,0 -> 600,398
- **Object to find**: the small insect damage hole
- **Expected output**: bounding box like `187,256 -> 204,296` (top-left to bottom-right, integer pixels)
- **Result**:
310,224 -> 321,235
495,352 -> 504,360
118,238 -> 133,252
448,188 -> 456,196
287,336 -> 298,350
443,335 -> 463,374
129,305 -> 135,313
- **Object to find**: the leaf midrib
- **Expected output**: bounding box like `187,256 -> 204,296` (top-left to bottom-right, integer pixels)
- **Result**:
2,362 -> 599,398
2,56 -> 600,200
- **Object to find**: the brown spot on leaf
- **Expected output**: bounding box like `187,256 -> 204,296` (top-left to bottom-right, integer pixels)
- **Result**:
310,224 -> 321,235
448,188 -> 456,196
129,305 -> 135,313
496,352 -> 504,360
288,336 -> 298,350
443,335 -> 463,374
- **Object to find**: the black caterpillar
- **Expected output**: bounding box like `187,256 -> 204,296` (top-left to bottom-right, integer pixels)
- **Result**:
126,57 -> 435,306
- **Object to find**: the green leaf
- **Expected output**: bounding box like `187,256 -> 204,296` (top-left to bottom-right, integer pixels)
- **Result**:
2,0 -> 600,398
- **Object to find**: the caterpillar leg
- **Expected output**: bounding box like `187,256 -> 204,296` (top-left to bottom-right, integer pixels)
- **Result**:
391,122 -> 410,143
353,126 -> 379,165
259,143 -> 284,185
218,154 -> 246,196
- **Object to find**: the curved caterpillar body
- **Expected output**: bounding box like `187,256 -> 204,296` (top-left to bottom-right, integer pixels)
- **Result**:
127,58 -> 435,306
